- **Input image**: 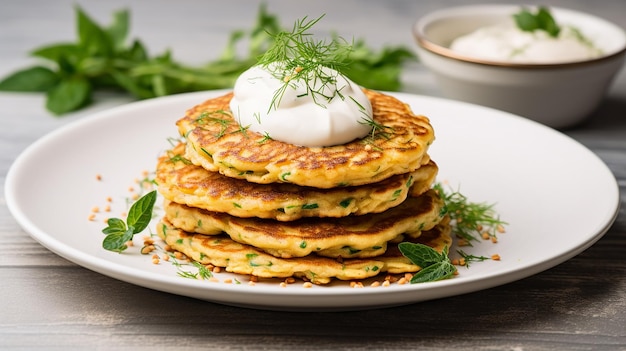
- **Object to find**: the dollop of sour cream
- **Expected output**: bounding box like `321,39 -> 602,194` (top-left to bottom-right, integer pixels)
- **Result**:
229,63 -> 373,147
449,24 -> 602,64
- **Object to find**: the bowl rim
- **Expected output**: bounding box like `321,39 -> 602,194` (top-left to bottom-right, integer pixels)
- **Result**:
413,4 -> 626,69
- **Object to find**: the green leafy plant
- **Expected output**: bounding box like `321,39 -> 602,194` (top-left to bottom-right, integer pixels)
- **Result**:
0,5 -> 415,115
102,190 -> 157,253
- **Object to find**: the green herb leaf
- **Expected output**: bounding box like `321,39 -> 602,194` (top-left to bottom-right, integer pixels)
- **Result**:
514,6 -> 560,37
340,41 -> 416,91
76,6 -> 114,57
102,227 -> 135,253
102,218 -> 127,235
410,261 -> 456,283
126,190 -> 157,233
45,77 -> 91,115
457,249 -> 491,268
31,43 -> 82,63
106,9 -> 130,52
398,242 -> 445,267
398,242 -> 456,283
102,190 -> 157,253
0,66 -> 59,92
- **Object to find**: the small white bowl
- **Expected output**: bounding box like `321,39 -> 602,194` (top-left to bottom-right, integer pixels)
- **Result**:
413,5 -> 626,128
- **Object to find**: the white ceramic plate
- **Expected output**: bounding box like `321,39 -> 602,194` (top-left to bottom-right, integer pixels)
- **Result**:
6,90 -> 619,311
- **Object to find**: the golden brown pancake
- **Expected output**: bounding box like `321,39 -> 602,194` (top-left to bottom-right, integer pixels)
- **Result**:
157,215 -> 451,285
177,90 -> 434,188
156,143 -> 438,221
163,189 -> 445,259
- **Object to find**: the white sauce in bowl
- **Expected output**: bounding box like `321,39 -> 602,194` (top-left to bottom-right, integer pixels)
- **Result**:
449,24 -> 602,63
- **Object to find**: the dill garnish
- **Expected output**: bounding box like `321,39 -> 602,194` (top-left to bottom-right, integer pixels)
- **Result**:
256,14 -> 355,112
456,249 -> 491,267
434,183 -> 507,245
168,154 -> 192,165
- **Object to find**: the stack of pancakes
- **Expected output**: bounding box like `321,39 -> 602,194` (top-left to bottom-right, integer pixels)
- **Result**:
155,89 -> 452,284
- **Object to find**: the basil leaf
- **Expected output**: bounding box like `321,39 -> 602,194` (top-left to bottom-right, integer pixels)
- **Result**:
124,39 -> 149,62
76,6 -> 114,57
410,261 -> 456,284
1,5 -> 416,116
31,43 -> 82,64
0,66 -> 59,92
106,9 -> 130,52
109,69 -> 153,99
45,77 -> 91,115
126,190 -> 157,234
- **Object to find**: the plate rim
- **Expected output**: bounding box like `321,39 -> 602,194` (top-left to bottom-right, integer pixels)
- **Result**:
5,90 -> 620,311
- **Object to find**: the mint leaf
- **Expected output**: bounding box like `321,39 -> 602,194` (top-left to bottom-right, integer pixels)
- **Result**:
126,190 -> 157,233
410,261 -> 456,283
45,77 -> 91,115
398,242 -> 444,267
398,243 -> 455,283
102,218 -> 127,235
514,6 -> 560,37
0,66 -> 59,92
536,7 -> 560,37
102,191 -> 157,253
102,227 -> 135,253
513,10 -> 539,32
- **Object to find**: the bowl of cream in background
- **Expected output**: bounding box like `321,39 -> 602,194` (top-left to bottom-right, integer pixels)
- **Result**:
413,4 -> 626,128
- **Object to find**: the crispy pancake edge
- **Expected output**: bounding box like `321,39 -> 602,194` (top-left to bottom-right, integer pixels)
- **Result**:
156,143 -> 439,221
177,90 -> 435,188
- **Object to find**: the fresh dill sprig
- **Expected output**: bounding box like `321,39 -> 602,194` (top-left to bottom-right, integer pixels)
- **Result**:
456,249 -> 491,268
196,109 -> 252,139
434,183 -> 507,245
359,117 -> 394,147
256,14 -> 354,112
257,132 -> 273,144
166,136 -> 185,147
168,153 -> 192,165
236,123 -> 250,138
195,110 -> 233,139
172,256 -> 214,280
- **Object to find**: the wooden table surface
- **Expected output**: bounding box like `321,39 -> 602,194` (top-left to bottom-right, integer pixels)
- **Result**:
1,0 -> 625,350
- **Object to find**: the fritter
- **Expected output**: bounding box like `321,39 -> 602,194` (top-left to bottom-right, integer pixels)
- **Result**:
162,189 -> 445,259
156,216 -> 451,285
177,89 -> 434,188
156,143 -> 438,221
